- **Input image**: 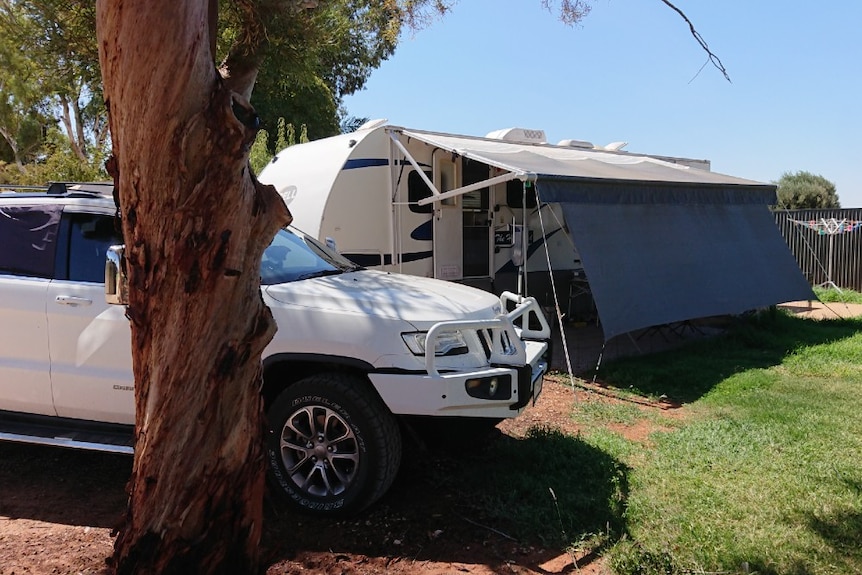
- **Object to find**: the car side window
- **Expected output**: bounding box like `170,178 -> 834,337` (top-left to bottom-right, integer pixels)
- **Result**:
0,204 -> 63,278
66,213 -> 122,283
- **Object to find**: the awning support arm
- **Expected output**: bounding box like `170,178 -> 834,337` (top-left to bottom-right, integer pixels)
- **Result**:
388,129 -> 537,207
417,171 -> 529,206
388,132 -> 440,197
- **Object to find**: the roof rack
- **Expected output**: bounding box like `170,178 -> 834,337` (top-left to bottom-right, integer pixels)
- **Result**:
47,181 -> 114,197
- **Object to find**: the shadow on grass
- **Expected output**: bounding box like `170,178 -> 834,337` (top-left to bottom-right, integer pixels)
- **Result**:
447,426 -> 629,547
807,508 -> 862,569
263,425 -> 629,571
595,311 -> 862,404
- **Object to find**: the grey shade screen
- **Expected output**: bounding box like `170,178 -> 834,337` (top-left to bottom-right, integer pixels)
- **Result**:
538,179 -> 815,340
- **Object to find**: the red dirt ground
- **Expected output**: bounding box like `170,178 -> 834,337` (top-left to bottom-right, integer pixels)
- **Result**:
0,376 -> 680,575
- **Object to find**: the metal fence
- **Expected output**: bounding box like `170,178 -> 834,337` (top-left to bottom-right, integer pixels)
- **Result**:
774,208 -> 862,291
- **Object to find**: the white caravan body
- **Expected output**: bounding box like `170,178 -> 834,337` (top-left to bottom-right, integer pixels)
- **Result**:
259,121 -> 712,303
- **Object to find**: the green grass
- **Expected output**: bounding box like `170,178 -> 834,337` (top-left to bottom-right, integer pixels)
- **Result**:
599,312 -> 862,574
574,397 -> 647,427
459,311 -> 862,574
814,286 -> 862,304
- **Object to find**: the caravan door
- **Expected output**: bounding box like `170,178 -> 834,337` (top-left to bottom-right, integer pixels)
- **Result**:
461,159 -> 493,282
433,154 -> 462,281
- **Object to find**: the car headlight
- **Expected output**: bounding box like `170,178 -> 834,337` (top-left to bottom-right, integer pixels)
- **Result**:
401,331 -> 469,356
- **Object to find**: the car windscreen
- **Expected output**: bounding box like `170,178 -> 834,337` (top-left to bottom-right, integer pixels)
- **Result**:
260,227 -> 360,285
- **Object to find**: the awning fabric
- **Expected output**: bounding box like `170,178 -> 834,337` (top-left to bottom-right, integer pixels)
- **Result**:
538,179 -> 815,340
399,128 -> 765,188
397,128 -> 815,340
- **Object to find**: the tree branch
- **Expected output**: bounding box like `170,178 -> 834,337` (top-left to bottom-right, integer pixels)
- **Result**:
0,124 -> 23,169
541,0 -> 592,26
658,0 -> 731,83
219,0 -> 319,99
71,89 -> 88,157
58,94 -> 87,161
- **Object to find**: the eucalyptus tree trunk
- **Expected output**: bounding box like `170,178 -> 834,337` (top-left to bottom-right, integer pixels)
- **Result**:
96,1 -> 291,572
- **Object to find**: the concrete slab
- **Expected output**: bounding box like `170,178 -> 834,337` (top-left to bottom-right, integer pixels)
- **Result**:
778,300 -> 862,320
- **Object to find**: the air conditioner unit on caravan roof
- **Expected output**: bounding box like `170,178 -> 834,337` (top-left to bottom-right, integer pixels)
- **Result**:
485,127 -> 547,144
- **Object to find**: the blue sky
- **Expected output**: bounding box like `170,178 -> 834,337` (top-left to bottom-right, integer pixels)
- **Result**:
343,0 -> 862,207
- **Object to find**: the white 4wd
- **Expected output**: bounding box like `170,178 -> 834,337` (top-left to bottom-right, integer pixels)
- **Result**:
0,184 -> 549,515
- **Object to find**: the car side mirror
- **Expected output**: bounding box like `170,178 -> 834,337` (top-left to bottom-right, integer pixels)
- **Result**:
105,244 -> 129,305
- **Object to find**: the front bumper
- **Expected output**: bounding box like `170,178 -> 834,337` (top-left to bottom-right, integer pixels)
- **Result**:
368,337 -> 548,418
369,292 -> 550,419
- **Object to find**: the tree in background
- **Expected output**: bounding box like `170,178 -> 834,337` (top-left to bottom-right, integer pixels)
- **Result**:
224,0 -> 406,145
0,3 -> 48,173
249,117 -> 310,173
0,1 -> 107,182
775,170 -> 841,209
0,0 -> 406,183
0,9 -> 49,173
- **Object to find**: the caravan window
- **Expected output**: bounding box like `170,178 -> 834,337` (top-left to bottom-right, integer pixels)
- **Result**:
407,169 -> 434,214
462,158 -> 490,210
506,180 -> 537,209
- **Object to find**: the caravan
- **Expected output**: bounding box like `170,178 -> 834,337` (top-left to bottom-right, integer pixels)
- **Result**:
259,121 -> 813,341
259,122 -> 622,299
260,120 -> 709,304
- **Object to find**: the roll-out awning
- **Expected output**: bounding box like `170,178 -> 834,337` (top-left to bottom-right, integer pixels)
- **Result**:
396,128 -> 815,340
537,180 -> 814,339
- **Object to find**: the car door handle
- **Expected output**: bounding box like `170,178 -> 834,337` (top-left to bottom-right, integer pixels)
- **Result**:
55,295 -> 93,307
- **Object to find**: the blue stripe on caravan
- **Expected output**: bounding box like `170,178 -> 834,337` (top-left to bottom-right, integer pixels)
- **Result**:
343,158 -> 432,170
410,220 -> 433,241
402,250 -> 433,263
343,251 -> 433,267
344,158 -> 389,170
343,253 -> 390,266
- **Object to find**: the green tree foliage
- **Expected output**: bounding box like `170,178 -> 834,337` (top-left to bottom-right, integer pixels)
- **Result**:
0,129 -> 107,186
248,128 -> 271,175
0,3 -> 51,169
340,114 -> 370,133
239,0 -> 404,145
0,1 -> 107,182
0,2 -> 106,160
249,118 -> 309,173
775,170 -> 841,209
0,0 -> 599,184
0,0 -> 406,181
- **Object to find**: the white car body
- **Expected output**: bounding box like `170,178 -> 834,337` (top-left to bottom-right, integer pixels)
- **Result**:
263,271 -> 547,418
0,186 -> 550,513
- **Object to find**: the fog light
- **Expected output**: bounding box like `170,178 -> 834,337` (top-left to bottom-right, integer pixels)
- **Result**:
465,375 -> 512,400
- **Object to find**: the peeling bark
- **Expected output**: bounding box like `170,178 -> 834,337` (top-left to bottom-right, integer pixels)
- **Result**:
96,1 -> 291,573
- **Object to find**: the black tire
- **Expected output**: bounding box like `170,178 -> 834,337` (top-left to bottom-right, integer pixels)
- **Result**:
265,373 -> 402,516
